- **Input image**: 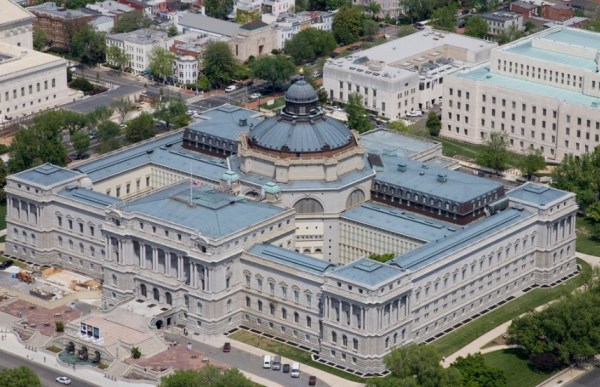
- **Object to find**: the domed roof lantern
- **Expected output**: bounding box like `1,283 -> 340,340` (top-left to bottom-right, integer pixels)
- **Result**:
284,69 -> 318,115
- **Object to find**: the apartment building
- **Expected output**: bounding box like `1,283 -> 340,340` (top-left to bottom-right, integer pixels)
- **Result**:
106,29 -> 169,74
441,26 -> 600,162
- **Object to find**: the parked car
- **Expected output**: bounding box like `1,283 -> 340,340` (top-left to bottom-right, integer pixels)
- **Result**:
406,110 -> 423,117
225,85 -> 237,93
331,105 -> 343,112
282,363 -> 290,373
70,153 -> 89,161
0,259 -> 14,270
249,93 -> 261,100
223,342 -> 231,352
349,45 -> 361,51
330,52 -> 339,58
308,375 -> 317,386
56,377 -> 72,385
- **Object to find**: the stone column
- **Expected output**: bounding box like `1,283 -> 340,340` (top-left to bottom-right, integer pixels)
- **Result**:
337,300 -> 342,323
190,262 -> 196,287
350,303 -> 354,327
152,248 -> 158,273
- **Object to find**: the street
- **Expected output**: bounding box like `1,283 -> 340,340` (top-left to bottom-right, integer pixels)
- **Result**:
164,332 -> 329,387
0,349 -> 97,387
567,365 -> 600,387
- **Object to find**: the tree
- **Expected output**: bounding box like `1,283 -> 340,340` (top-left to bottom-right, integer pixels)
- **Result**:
167,24 -> 179,37
69,77 -> 95,94
112,11 -> 152,33
149,47 -> 176,82
71,131 -> 91,156
465,16 -> 488,38
33,28 -> 48,51
89,106 -> 114,126
154,97 -> 189,130
55,321 -> 65,333
70,24 -> 106,65
519,148 -> 546,181
0,159 -> 8,202
475,131 -> 509,175
202,41 -> 238,89
430,4 -> 457,32
250,55 -> 296,89
106,45 -> 129,72
379,344 -> 463,387
131,346 -> 142,359
62,111 -> 88,136
368,253 -> 396,262
425,111 -> 441,136
204,0 -> 234,19
284,28 -> 336,64
497,25 -> 524,45
8,112 -> 67,173
112,98 -> 135,124
362,19 -> 380,41
552,148 -> 600,211
387,120 -> 410,133
450,353 -> 507,387
97,121 -> 122,154
125,113 -> 156,143
0,366 -> 41,387
295,0 -> 308,12
365,2 -> 381,17
346,93 -> 372,133
333,5 -> 363,45
160,365 -> 253,387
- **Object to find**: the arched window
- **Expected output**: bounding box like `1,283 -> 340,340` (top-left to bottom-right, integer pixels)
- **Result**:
165,292 -> 172,305
332,331 -> 337,342
153,287 -> 159,302
258,300 -> 263,312
197,302 -> 203,314
282,308 -> 287,319
346,189 -> 365,208
294,312 -> 299,323
385,337 -> 389,348
306,316 -> 312,328
353,338 -> 359,350
140,284 -> 147,297
293,198 -> 324,214
270,303 -> 275,315
393,333 -> 398,344
111,274 -> 117,285
246,296 -> 251,307
342,335 -> 348,347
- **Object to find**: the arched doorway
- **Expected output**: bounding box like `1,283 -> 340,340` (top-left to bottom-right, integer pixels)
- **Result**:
140,284 -> 147,297
156,320 -> 163,329
165,292 -> 172,305
153,287 -> 159,302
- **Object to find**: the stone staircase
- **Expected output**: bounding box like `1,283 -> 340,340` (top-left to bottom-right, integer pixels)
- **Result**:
106,359 -> 131,378
28,331 -> 52,349
137,334 -> 168,358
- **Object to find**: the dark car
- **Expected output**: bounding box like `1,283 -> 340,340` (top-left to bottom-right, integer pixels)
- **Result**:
0,259 -> 14,270
349,45 -> 360,51
308,376 -> 317,386
330,52 -> 339,58
282,364 -> 290,373
223,342 -> 231,352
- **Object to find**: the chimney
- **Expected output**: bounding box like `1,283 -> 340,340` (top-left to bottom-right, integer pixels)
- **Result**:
437,173 -> 447,183
397,163 -> 407,172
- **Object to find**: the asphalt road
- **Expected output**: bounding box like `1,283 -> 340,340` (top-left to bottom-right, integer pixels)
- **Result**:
188,81 -> 269,113
164,332 -> 329,387
0,349 -> 97,387
567,366 -> 600,387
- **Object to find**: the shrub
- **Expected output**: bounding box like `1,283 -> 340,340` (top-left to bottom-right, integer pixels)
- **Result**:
55,321 -> 64,333
131,346 -> 142,359
530,352 -> 561,373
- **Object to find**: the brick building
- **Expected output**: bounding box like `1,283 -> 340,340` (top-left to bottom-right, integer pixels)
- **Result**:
29,2 -> 92,51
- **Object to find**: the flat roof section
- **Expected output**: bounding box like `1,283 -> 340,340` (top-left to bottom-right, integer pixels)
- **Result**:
360,129 -> 440,159
13,163 -> 81,187
247,244 -> 336,275
507,182 -> 572,207
0,42 -> 66,77
0,0 -> 34,26
504,44 -> 597,71
190,104 -> 265,142
543,27 -> 600,52
118,183 -> 288,239
458,66 -> 600,108
58,186 -> 121,208
328,257 -> 405,288
342,203 -> 459,243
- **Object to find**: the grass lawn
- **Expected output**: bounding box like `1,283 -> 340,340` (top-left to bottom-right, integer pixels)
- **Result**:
431,259 -> 591,357
0,256 -> 28,269
575,216 -> 600,256
483,348 -> 559,387
260,98 -> 285,111
0,203 -> 6,230
229,330 -> 365,383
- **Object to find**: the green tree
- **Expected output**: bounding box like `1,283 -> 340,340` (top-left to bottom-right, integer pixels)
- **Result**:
430,4 -> 457,32
149,47 -> 176,82
0,159 -> 8,202
333,5 -> 363,45
519,148 -> 546,181
70,24 -> 106,65
362,19 -> 380,40
69,77 -> 95,94
131,346 -> 142,359
498,25 -> 524,45
55,321 -> 65,333
202,41 -> 238,89
368,252 -> 396,262
89,106 -> 114,127
250,55 -> 296,89
160,365 -> 252,387
552,148 -> 600,211
106,45 -> 129,72
167,24 -> 179,37
154,97 -> 189,130
451,353 -> 507,387
8,112 -> 67,173
387,120 -> 409,133
376,344 -> 463,387
71,131 -> 90,156
425,111 -> 441,136
62,111 -> 88,136
235,9 -> 260,23
366,2 -> 381,17
295,0 -> 308,12
112,98 -> 135,124
33,28 -> 48,51
465,16 -> 488,38
403,0 -> 441,22
475,131 -> 509,175
346,93 -> 372,133
284,28 -> 337,64
204,0 -> 234,19
112,11 -> 152,33
0,366 -> 41,387
125,113 -> 156,143
97,121 -> 122,154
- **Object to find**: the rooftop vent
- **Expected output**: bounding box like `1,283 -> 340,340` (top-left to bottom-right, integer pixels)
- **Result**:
397,163 -> 407,172
437,173 -> 447,182
421,164 -> 429,169
238,118 -> 247,126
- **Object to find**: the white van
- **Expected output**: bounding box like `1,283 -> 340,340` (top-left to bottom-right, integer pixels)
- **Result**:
290,362 -> 300,378
272,355 -> 281,370
263,355 -> 272,369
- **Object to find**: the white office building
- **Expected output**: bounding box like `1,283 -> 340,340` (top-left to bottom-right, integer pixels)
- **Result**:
106,29 -> 170,74
0,0 -> 34,49
481,11 -> 524,38
174,55 -> 198,85
441,26 -> 600,162
323,30 -> 496,119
